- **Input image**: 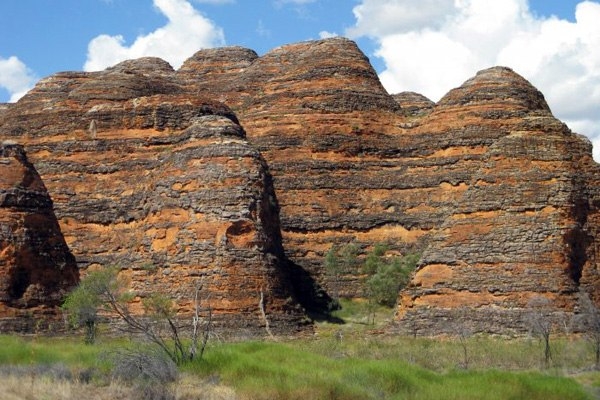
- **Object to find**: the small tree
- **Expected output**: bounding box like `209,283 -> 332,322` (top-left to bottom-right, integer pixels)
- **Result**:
62,267 -> 123,344
526,296 -> 554,368
363,243 -> 388,276
339,243 -> 360,273
451,307 -> 473,369
366,254 -> 417,306
580,291 -> 600,369
62,267 -> 211,365
324,245 -> 342,301
363,245 -> 418,324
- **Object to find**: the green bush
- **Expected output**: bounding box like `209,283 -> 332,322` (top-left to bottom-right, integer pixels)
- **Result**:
363,246 -> 418,307
61,267 -> 124,344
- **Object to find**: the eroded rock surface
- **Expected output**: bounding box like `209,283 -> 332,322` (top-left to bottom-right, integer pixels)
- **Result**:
0,142 -> 78,330
394,67 -> 600,334
0,59 -> 306,336
392,92 -> 434,118
1,38 -> 599,335
178,38 -> 424,302
179,43 -> 600,333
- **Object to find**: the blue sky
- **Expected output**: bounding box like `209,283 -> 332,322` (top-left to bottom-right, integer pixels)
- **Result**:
1,0 -> 599,157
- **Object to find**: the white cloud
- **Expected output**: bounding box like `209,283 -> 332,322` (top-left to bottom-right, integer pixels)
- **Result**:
319,31 -> 338,39
0,56 -> 37,102
347,0 -> 600,159
84,0 -> 225,71
257,20 -> 271,37
193,0 -> 234,3
347,0 -> 456,37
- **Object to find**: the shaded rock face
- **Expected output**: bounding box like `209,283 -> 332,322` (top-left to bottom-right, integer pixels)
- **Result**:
0,61 -> 306,335
0,142 -> 78,316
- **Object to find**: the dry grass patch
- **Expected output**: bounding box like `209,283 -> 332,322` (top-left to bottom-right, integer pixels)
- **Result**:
0,374 -> 239,400
0,375 -> 133,400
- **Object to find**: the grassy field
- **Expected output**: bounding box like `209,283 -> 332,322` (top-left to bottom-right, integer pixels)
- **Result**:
0,300 -> 599,399
185,340 -> 593,400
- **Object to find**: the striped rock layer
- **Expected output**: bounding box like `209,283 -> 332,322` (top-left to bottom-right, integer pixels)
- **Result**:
0,58 -> 306,336
1,38 -> 599,334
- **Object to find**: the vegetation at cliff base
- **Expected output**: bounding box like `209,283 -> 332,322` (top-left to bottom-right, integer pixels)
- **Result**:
0,332 -> 597,400
324,243 -> 419,323
187,340 -> 590,400
61,266 -> 211,365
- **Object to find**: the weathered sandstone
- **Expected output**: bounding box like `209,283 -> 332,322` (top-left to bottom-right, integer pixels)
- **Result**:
179,41 -> 600,333
0,58 -> 306,335
0,142 -> 78,330
392,92 -> 434,118
394,67 -> 600,334
178,38 -> 426,303
1,38 -> 599,335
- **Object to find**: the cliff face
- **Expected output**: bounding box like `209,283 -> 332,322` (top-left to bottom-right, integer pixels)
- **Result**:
177,41 -> 600,331
393,67 -> 600,334
1,38 -> 599,335
0,58 -> 306,335
0,142 -> 78,330
179,38 -> 427,302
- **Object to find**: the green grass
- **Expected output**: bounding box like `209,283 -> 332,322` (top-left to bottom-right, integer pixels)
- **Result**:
184,340 -> 591,400
0,334 -> 595,399
0,335 -> 120,372
0,302 -> 598,400
330,298 -> 394,323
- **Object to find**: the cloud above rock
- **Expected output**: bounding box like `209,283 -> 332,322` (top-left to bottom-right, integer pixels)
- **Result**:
84,0 -> 225,72
347,0 -> 600,159
0,56 -> 38,103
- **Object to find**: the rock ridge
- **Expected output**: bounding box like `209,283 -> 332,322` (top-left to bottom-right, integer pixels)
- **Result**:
0,60 -> 308,335
1,38 -> 599,335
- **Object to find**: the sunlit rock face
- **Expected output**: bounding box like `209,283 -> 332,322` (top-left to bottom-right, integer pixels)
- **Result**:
2,37 -> 599,335
179,43 -> 600,333
394,67 -> 600,335
0,57 -> 307,336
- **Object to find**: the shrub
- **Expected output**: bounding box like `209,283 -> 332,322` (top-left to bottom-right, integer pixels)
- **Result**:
111,347 -> 178,384
61,267 -> 124,344
363,248 -> 419,320
62,267 -> 212,365
111,347 -> 178,400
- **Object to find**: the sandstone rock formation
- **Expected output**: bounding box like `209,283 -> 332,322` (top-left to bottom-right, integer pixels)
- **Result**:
178,38 -> 426,303
177,40 -> 600,332
0,58 -> 306,335
0,142 -> 78,330
1,37 -> 599,335
394,67 -> 600,334
392,92 -> 434,118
